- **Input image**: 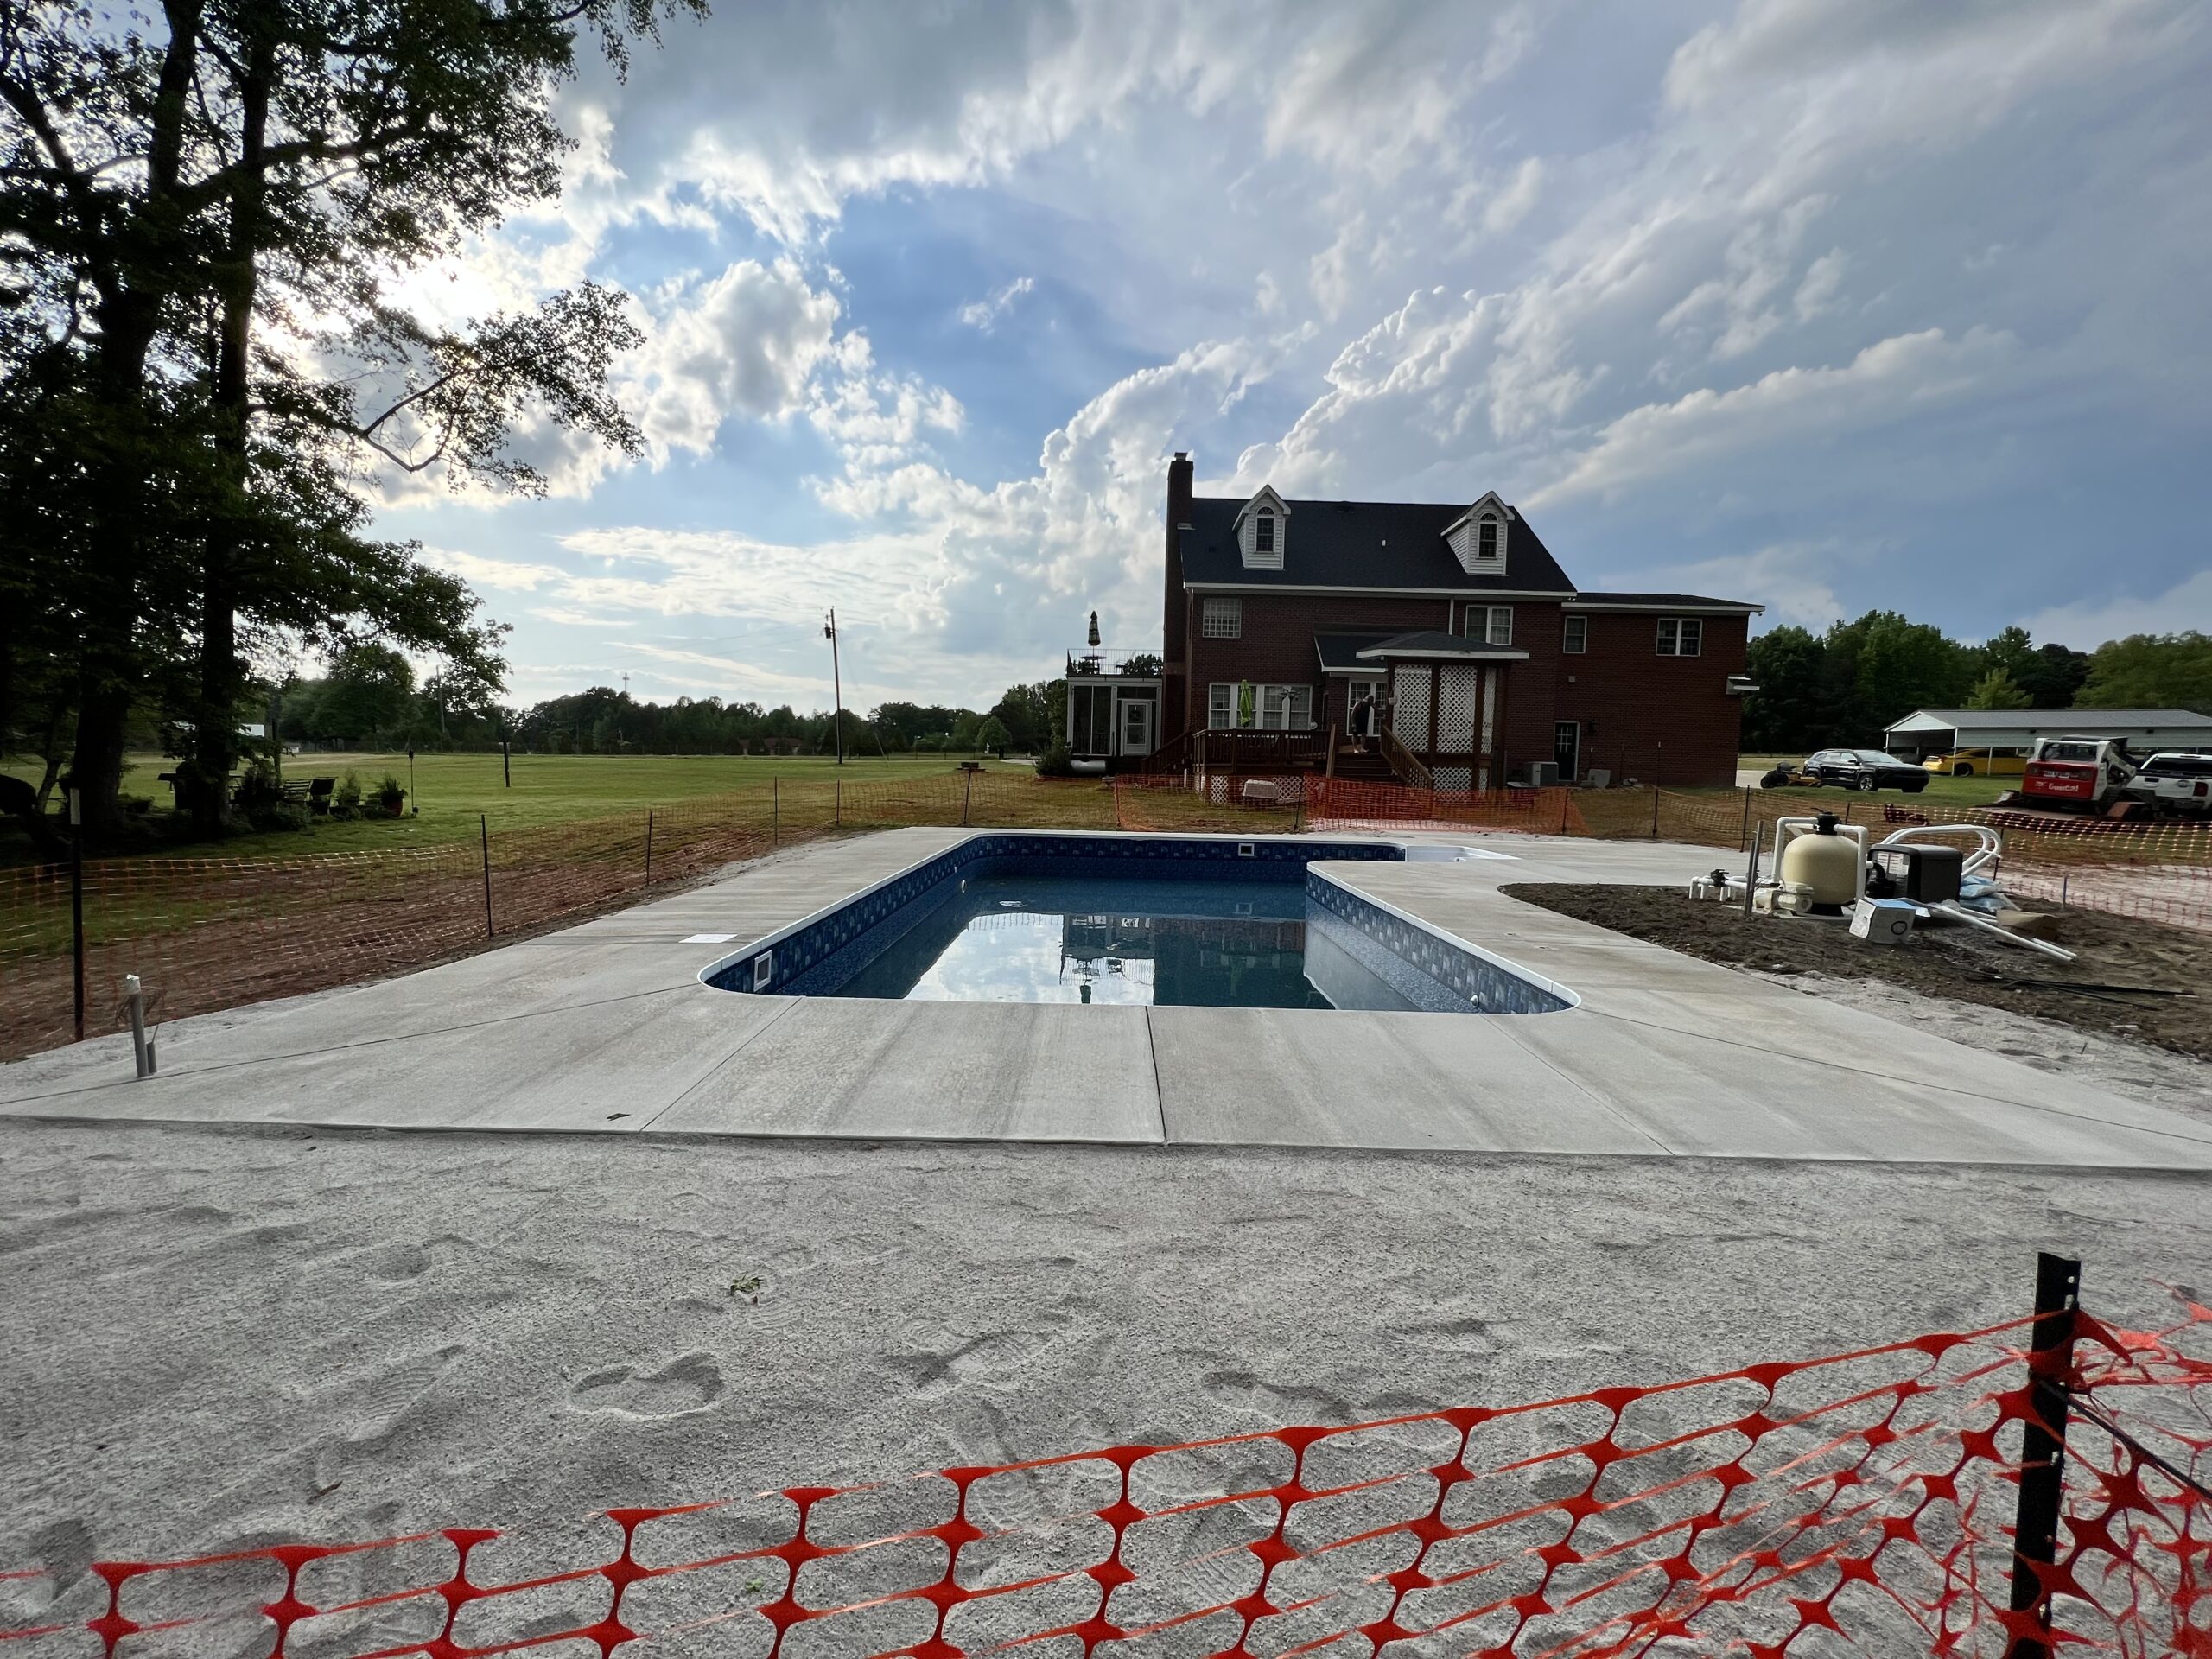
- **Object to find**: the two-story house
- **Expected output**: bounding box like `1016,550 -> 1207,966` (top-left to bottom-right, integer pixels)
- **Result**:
1071,452 -> 1760,787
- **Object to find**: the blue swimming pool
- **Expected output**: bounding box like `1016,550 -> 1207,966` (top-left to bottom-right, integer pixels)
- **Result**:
700,834 -> 1573,1014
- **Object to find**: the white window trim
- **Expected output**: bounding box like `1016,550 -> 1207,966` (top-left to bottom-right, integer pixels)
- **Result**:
1200,596 -> 1243,639
1206,682 -> 1314,731
1236,486 -> 1289,569
1465,604 -> 1512,646
1562,614 -> 1587,655
1656,616 -> 1704,658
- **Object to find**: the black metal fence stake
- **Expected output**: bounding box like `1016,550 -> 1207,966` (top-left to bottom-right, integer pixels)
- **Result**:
1649,785 -> 1661,838
645,810 -> 654,886
69,789 -> 85,1041
772,777 -> 779,846
2006,1252 -> 2081,1659
963,767 -> 973,826
480,814 -> 493,938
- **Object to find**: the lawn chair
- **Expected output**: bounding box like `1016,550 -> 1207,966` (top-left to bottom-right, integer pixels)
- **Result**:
307,778 -> 336,816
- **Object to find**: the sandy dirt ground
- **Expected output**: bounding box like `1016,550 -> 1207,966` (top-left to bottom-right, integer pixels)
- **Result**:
3,1117 -> 2207,1620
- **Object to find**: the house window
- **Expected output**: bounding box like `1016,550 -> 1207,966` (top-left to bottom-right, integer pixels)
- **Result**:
1476,516 -> 1498,561
1656,617 -> 1704,657
1563,614 -> 1587,654
1259,684 -> 1313,731
1255,512 -> 1274,555
1465,605 -> 1512,645
1208,683 -> 1312,730
1200,597 -> 1242,639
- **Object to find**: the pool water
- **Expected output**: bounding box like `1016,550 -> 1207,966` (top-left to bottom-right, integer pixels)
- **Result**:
836,874 -> 1384,1009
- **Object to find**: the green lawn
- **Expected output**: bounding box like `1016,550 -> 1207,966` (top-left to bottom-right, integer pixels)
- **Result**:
3,750 -> 1035,861
1738,753 -> 2014,812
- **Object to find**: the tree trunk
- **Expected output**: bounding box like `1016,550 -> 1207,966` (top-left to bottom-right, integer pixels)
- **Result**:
188,10 -> 273,838
66,0 -> 211,837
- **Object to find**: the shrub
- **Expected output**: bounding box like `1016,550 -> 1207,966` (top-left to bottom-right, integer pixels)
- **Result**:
1035,746 -> 1076,778
118,793 -> 155,817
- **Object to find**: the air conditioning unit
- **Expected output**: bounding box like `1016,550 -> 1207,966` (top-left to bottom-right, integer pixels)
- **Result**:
1726,674 -> 1759,696
1522,760 -> 1560,786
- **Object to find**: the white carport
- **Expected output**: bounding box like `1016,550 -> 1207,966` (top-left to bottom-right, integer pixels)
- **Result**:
1882,708 -> 2212,760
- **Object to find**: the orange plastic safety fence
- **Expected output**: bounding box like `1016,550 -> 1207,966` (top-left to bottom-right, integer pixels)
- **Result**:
5,1298 -> 2205,1658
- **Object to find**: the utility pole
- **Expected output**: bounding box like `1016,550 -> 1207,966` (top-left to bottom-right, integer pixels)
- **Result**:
823,608 -> 845,766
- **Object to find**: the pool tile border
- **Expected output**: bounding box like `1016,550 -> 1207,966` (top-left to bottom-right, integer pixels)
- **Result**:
699,831 -> 1571,1015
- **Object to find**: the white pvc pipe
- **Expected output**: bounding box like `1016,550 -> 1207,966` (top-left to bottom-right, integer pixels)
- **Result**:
1929,901 -> 2076,962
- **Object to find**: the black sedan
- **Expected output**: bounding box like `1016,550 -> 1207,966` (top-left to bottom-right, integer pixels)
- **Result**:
1800,748 -> 1930,793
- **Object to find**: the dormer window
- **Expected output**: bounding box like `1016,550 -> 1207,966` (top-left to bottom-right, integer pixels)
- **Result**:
1446,492 -> 1511,575
1236,486 -> 1288,569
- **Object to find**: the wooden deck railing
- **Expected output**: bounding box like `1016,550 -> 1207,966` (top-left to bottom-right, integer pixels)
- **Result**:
1381,728 -> 1433,791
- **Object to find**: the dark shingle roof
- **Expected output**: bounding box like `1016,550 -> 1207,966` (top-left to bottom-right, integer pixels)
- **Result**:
1355,631 -> 1530,659
1178,497 -> 1574,593
1567,591 -> 1763,610
1313,632 -> 1397,672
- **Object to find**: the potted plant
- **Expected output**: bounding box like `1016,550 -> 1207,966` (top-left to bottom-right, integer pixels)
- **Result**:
376,773 -> 407,817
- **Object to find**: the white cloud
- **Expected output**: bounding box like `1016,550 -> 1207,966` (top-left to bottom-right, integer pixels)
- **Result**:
1530,327 -> 2018,505
633,258 -> 843,457
421,548 -> 567,590
2021,570 -> 2212,652
1483,156 -> 1545,234
957,276 -> 1035,331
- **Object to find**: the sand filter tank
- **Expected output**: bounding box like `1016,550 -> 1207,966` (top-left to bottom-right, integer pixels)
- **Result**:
1777,812 -> 1862,914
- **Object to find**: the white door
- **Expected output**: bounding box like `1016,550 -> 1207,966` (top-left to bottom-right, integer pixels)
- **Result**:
1119,696 -> 1154,756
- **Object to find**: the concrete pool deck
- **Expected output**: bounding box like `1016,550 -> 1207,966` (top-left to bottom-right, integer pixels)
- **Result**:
3,827 -> 2207,1170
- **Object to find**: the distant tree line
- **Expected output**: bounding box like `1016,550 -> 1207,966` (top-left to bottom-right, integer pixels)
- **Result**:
1745,616 -> 2212,752
272,654 -> 1067,759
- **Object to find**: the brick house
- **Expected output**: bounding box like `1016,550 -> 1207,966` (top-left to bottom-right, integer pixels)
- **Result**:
1068,452 -> 1761,787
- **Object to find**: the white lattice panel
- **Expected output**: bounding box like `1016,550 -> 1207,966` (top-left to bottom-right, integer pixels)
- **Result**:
1392,665 -> 1432,745
1436,664 -> 1478,751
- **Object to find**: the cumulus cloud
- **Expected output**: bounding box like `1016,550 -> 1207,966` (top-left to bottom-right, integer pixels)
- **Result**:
633,258 -> 843,457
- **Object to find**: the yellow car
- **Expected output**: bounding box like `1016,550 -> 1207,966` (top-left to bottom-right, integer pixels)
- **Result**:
1922,749 -> 2025,779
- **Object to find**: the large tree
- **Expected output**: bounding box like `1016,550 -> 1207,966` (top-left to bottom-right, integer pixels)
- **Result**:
1741,626 -> 1827,753
1,0 -> 700,838
2077,632 -> 2212,715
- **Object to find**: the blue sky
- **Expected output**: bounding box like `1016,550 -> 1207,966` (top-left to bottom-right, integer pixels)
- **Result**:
370,0 -> 2212,715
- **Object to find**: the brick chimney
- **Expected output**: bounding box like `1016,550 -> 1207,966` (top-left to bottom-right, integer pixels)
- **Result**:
1161,449 -> 1193,658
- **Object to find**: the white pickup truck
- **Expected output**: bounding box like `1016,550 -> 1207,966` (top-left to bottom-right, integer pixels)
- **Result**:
2121,752 -> 2212,817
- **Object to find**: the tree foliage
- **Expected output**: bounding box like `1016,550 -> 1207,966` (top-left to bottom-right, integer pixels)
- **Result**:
0,0 -> 703,840
1963,667 -> 2032,710
2077,632 -> 2212,715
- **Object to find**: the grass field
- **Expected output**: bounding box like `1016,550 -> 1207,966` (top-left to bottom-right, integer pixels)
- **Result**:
3,747 -> 2019,866
1738,753 -> 2014,813
2,750 -> 1039,862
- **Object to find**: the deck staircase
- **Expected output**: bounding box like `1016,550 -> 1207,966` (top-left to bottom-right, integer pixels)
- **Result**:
1329,741 -> 1396,782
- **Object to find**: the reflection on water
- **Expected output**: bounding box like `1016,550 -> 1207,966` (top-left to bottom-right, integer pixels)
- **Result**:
834,875 -> 1344,1008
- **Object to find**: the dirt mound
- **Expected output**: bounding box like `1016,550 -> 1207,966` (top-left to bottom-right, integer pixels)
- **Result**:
1502,882 -> 2210,1061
